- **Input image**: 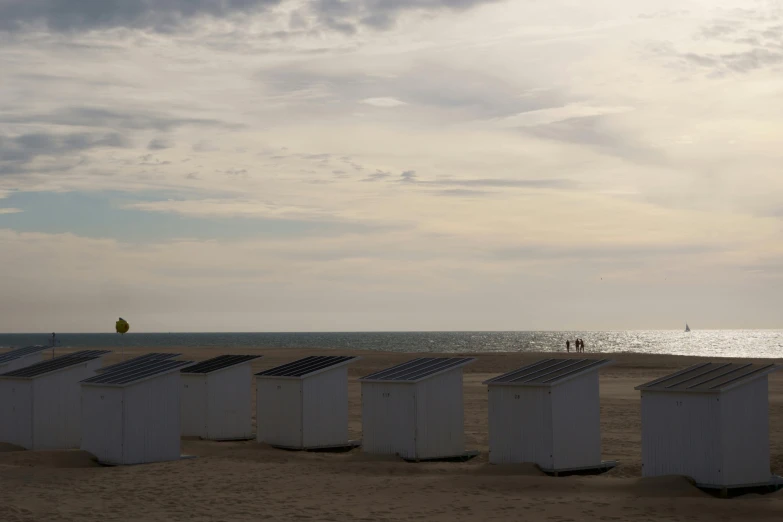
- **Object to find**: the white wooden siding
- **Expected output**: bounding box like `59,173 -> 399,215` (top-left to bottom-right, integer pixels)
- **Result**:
415,369 -> 465,460
180,374 -> 207,438
0,379 -> 33,448
81,386 -> 124,464
302,366 -> 348,448
121,372 -> 182,465
206,365 -> 253,440
32,363 -> 96,450
361,382 -> 416,458
641,391 -> 723,485
550,372 -> 602,470
84,359 -> 104,373
256,377 -> 302,447
720,378 -> 772,486
487,385 -> 553,466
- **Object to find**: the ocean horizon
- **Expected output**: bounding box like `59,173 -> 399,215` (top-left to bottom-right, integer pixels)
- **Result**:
1,330 -> 781,359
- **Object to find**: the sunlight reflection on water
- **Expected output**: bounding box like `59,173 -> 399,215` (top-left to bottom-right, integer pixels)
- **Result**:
1,330 -> 781,358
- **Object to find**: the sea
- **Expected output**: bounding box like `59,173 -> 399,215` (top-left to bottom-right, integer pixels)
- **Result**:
0,331 -> 782,359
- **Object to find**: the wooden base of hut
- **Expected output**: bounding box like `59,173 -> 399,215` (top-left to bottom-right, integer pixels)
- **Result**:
401,449 -> 480,463
269,440 -> 361,452
698,475 -> 783,498
97,454 -> 197,467
540,459 -> 618,477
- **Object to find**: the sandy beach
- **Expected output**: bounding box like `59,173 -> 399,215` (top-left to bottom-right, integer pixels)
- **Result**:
0,347 -> 781,521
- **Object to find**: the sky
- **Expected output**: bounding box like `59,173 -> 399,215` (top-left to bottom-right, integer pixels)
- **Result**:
1,0 -> 782,333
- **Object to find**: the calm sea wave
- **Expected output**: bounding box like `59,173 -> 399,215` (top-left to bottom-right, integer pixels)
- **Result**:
0,331 -> 781,359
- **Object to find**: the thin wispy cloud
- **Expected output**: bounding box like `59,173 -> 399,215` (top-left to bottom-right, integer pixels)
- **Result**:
148,138 -> 174,150
361,97 -> 407,107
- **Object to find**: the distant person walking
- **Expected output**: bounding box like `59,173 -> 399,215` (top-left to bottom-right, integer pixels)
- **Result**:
566,339 -> 571,353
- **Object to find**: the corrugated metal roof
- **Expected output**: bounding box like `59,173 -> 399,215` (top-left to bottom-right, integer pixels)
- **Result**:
635,362 -> 781,393
0,350 -> 110,379
483,358 -> 613,386
256,356 -> 356,378
359,357 -> 475,383
82,359 -> 194,386
182,354 -> 261,374
98,353 -> 180,373
0,345 -> 50,364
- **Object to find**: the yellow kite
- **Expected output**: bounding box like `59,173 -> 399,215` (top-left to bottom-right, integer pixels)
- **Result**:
115,317 -> 130,334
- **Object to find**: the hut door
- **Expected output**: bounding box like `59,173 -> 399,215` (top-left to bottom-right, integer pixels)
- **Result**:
181,377 -> 207,438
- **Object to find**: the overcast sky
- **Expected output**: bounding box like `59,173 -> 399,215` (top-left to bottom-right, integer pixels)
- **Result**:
1,0 -> 782,333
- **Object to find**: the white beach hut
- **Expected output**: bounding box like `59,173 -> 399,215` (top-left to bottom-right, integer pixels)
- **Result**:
636,362 -> 782,491
0,350 -> 110,450
80,358 -> 194,465
180,354 -> 260,441
483,358 -> 615,474
97,352 -> 179,373
256,355 -> 358,450
0,345 -> 53,373
360,357 -> 476,461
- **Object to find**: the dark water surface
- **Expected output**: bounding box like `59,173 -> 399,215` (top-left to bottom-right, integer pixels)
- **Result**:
1,331 -> 782,358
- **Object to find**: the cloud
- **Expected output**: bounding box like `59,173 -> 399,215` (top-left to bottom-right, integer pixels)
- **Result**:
3,107 -> 238,132
637,9 -> 690,20
148,138 -> 173,150
0,131 -> 131,176
496,104 -> 634,128
431,178 -> 576,189
258,61 -> 563,121
520,115 -> 665,164
0,0 -> 503,36
698,21 -> 741,40
297,153 -> 331,160
124,198 -> 357,223
490,241 -> 727,263
678,47 -> 783,74
359,169 -> 577,191
0,208 -> 23,214
193,141 -> 220,152
433,189 -> 489,197
308,0 -> 504,34
137,154 -> 172,166
650,13 -> 783,76
739,257 -> 783,276
361,169 -> 391,182
361,97 -> 406,108
400,170 -> 417,183
373,174 -> 577,191
0,0 -> 284,32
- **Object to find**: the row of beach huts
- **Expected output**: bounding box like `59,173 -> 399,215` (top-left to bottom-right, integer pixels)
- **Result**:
0,345 -> 780,494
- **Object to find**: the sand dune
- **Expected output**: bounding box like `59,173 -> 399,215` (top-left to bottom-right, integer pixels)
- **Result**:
0,347 -> 780,521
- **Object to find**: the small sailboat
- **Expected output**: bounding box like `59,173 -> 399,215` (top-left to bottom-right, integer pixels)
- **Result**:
685,323 -> 691,332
